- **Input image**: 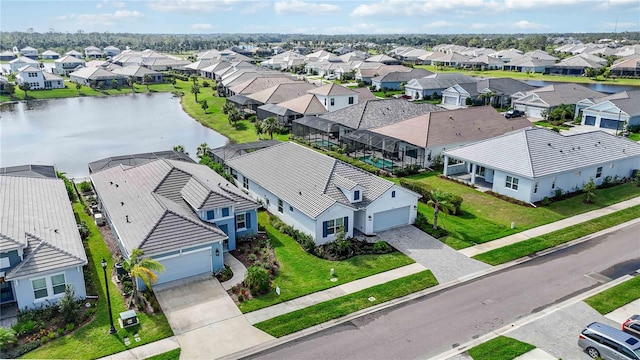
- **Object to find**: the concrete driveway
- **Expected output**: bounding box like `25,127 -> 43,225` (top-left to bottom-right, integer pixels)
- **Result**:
370,225 -> 491,283
154,275 -> 274,359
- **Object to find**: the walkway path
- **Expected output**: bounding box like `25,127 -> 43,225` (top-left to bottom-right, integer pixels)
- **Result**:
459,196 -> 640,257
221,253 -> 247,290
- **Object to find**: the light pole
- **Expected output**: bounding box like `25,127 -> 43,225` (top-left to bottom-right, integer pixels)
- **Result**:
616,110 -> 622,136
101,258 -> 117,334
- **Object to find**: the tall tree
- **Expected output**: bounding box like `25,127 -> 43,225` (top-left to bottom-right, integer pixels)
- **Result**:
200,99 -> 209,114
143,74 -> 152,91
111,79 -> 119,90
222,102 -> 235,115
427,190 -> 454,230
261,116 -> 278,140
18,82 -> 30,97
128,76 -> 135,91
191,83 -> 200,102
227,107 -> 242,128
122,248 -> 165,308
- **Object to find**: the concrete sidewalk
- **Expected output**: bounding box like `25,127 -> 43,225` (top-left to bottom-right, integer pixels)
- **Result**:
221,253 -> 247,291
244,262 -> 427,324
97,337 -> 180,360
459,196 -> 640,257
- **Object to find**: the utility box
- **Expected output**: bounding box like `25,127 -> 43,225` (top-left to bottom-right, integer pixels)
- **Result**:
118,310 -> 139,329
94,213 -> 105,226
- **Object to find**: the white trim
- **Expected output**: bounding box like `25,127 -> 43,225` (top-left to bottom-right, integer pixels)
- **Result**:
155,246 -> 211,261
30,272 -> 66,303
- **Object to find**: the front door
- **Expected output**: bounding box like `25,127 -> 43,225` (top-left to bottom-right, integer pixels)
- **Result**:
0,281 -> 15,304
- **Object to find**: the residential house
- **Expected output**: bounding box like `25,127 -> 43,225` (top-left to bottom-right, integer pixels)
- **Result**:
579,90 -> 640,130
440,78 -> 536,108
41,50 -> 60,60
208,140 -> 281,166
65,50 -> 83,58
503,57 -> 555,73
111,66 -> 164,83
69,67 -> 125,88
443,128 -> 640,203
200,61 -> 232,80
103,46 -> 121,57
404,73 -> 478,100
365,54 -> 401,65
53,55 -> 86,76
0,50 -> 16,61
546,55 -> 604,76
90,157 -> 261,286
20,46 -> 39,60
228,76 -> 297,97
84,46 -> 102,59
511,83 -> 605,119
610,55 -> 640,77
307,83 -> 359,112
225,142 -> 421,243
16,66 -> 65,90
9,56 -> 38,72
431,53 -> 470,67
271,94 -> 327,123
371,68 -> 433,91
248,82 -> 318,110
394,48 -> 432,65
0,165 -> 88,310
490,49 -> 525,63
461,55 -> 505,70
341,106 -> 532,169
87,150 -> 194,173
356,64 -> 411,84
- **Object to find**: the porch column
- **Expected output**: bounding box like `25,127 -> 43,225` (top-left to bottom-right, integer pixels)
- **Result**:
471,163 -> 477,185
443,155 -> 450,176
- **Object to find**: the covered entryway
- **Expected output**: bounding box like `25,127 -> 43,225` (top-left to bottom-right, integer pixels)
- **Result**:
155,248 -> 212,285
373,206 -> 410,232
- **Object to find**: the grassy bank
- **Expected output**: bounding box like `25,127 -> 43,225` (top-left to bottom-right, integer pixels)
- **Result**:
254,270 -> 438,337
473,205 -> 640,265
237,212 -> 415,313
24,203 -> 173,359
585,276 -> 640,315
467,336 -> 535,360
415,65 -> 640,87
145,348 -> 181,360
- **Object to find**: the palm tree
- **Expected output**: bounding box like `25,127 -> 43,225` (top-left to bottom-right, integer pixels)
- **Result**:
197,142 -> 208,158
122,248 -> 165,307
261,116 -> 278,140
254,119 -> 264,138
583,178 -> 596,204
170,77 -> 177,88
143,74 -> 152,91
427,190 -> 454,230
128,76 -> 135,91
173,145 -> 185,153
18,82 -> 30,97
228,108 -> 242,128
191,83 -> 200,103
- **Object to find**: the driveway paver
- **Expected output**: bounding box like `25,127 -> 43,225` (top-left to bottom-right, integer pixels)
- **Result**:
370,225 -> 490,283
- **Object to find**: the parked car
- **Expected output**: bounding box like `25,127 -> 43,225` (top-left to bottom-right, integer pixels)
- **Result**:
504,109 -> 524,118
578,322 -> 640,359
325,74 -> 338,80
624,315 -> 640,338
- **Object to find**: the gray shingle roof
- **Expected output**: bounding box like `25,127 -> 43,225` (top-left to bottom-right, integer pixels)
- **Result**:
90,159 -> 259,256
0,165 -> 57,178
408,73 -> 478,90
372,68 -> 433,83
0,175 -> 87,279
226,142 -> 397,219
444,128 -> 640,179
515,83 -> 605,107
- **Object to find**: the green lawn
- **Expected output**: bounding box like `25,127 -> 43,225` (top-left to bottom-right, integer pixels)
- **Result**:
585,276 -> 640,315
24,203 -> 173,359
145,348 -> 181,360
473,205 -> 640,265
467,336 -> 535,360
399,172 -> 640,249
373,89 -> 403,98
237,212 -> 415,313
2,81 -> 181,102
415,65 -> 640,87
254,270 -> 438,337
629,133 -> 640,141
532,120 -> 571,130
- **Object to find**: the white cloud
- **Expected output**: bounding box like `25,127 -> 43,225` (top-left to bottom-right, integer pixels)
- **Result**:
96,0 -> 125,9
274,0 -> 340,15
241,2 -> 270,14
469,22 -> 496,30
56,10 -> 143,27
503,0 -> 582,9
423,21 -> 453,29
114,10 -> 144,18
514,20 -> 548,29
191,23 -> 213,30
351,0 -> 498,17
148,0 -> 235,13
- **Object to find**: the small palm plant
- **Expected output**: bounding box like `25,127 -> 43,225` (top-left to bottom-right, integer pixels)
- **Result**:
122,248 -> 165,309
427,189 -> 454,230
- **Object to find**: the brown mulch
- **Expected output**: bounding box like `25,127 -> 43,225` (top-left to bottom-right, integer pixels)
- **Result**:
230,233 -> 270,270
97,220 -> 123,261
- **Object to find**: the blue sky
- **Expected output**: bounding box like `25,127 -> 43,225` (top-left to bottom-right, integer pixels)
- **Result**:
2,0 -> 639,35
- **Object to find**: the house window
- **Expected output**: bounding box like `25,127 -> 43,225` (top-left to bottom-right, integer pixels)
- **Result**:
534,182 -> 538,193
596,167 -> 603,178
51,274 -> 66,295
222,207 -> 230,217
243,177 -> 249,189
505,176 -> 519,190
0,257 -> 9,269
278,199 -> 283,213
330,98 -> 335,106
392,190 -> 396,198
324,98 -> 327,106
322,217 -> 347,237
354,190 -> 360,201
289,205 -> 293,212
206,210 -> 215,220
32,278 -> 48,299
236,213 -> 246,229
348,96 -> 354,104
231,169 -> 238,179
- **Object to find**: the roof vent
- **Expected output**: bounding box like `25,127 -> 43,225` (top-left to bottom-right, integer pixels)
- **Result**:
126,215 -> 130,223
299,191 -> 302,195
54,229 -> 59,233
110,181 -> 113,185
115,184 -> 119,188
121,201 -> 124,206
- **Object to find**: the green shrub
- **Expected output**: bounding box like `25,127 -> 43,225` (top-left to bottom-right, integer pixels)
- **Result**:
0,328 -> 17,351
47,331 -> 56,339
4,341 -> 40,359
65,323 -> 75,332
373,241 -> 392,254
399,179 -> 463,215
79,181 -> 93,193
244,265 -> 271,296
58,285 -> 80,324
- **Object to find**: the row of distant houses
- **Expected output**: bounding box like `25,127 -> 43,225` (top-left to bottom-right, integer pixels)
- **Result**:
0,46 -> 122,61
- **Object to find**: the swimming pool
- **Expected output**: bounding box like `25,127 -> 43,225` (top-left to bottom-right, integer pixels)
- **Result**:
359,156 -> 394,169
314,140 -> 339,148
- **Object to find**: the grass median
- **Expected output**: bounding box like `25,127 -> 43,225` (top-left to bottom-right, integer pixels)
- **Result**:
473,205 -> 640,265
467,336 -> 535,360
254,270 -> 438,338
585,276 -> 640,315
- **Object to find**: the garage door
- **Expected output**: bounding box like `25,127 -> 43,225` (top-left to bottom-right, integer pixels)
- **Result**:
155,248 -> 212,285
443,96 -> 457,105
373,206 -> 410,232
526,106 -> 544,119
514,104 -> 526,112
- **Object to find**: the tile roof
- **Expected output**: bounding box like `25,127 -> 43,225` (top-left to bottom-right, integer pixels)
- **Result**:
226,142 -> 396,218
407,73 -> 478,90
0,174 -> 87,279
70,67 -> 125,81
88,150 -> 194,173
515,83 -> 605,107
372,68 -> 433,83
307,83 -> 358,96
593,90 -> 640,117
247,82 -> 318,104
0,165 -> 57,178
229,76 -> 298,95
444,128 -> 640,179
209,140 -> 281,163
90,159 -> 259,256
352,87 -> 378,102
55,55 -> 86,64
111,65 -> 162,77
277,94 -> 327,115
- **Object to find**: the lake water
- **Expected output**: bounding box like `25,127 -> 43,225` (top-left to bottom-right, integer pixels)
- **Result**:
523,80 -> 640,94
0,93 -> 227,178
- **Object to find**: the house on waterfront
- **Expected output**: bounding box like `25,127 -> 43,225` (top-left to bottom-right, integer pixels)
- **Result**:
440,78 -> 536,108
53,55 -> 86,76
16,65 -> 65,90
9,56 -> 39,72
90,156 -> 260,286
41,50 -> 60,60
578,90 -> 640,130
69,67 -> 125,88
225,142 -> 421,243
511,83 -> 605,119
0,165 -> 88,310
443,128 -> 640,203
111,66 -> 165,83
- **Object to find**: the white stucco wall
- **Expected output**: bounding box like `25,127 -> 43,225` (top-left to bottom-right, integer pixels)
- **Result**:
315,204 -> 354,245
314,93 -> 357,112
12,266 -> 87,310
491,171 -> 534,203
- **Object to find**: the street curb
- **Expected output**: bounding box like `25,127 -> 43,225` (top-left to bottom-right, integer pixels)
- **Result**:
221,218 -> 640,360
426,273 -> 638,360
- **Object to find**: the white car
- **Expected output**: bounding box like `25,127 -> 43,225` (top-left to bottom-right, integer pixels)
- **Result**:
325,74 -> 338,80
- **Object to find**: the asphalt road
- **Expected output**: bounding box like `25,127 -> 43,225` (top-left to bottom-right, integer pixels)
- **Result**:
249,222 -> 640,360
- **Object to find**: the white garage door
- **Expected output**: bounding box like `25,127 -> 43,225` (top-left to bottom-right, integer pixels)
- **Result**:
514,104 -> 526,112
155,248 -> 212,285
443,96 -> 457,105
526,106 -> 545,119
373,206 -> 410,233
